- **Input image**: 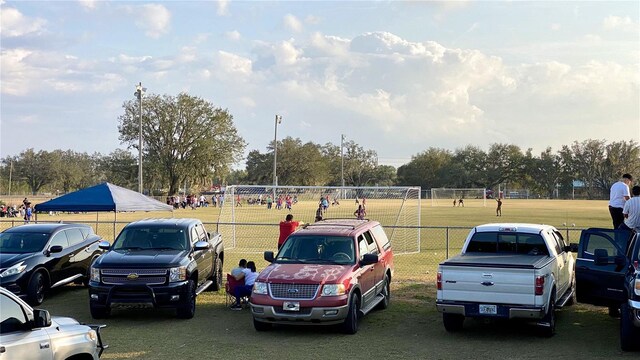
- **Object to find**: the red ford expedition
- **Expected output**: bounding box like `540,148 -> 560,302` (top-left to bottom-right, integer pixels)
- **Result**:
250,219 -> 394,334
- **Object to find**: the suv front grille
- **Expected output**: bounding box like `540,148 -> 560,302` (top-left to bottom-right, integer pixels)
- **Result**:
269,283 -> 319,300
101,268 -> 167,285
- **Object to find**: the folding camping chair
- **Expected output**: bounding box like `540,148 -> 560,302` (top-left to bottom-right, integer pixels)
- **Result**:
225,274 -> 249,308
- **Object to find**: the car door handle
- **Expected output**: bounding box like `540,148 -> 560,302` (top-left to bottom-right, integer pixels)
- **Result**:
40,342 -> 50,349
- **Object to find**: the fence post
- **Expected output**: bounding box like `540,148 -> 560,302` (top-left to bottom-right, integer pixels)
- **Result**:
445,227 -> 449,259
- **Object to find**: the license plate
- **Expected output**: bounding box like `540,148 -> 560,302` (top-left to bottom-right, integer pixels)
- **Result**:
283,301 -> 300,312
479,304 -> 497,315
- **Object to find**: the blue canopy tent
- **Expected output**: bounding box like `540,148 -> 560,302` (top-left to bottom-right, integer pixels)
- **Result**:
35,182 -> 173,213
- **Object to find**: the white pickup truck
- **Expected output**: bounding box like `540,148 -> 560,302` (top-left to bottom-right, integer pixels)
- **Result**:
436,223 -> 576,337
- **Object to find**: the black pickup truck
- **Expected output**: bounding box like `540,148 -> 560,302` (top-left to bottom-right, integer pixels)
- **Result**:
88,218 -> 224,319
574,228 -> 640,351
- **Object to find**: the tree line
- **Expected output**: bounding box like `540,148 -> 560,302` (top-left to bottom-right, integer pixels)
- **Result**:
1,92 -> 638,199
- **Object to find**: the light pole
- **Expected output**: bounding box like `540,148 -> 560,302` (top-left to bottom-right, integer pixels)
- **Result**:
341,134 -> 345,194
134,82 -> 146,194
273,115 -> 282,200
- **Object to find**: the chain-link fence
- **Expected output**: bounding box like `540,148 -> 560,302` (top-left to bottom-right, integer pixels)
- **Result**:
0,219 -> 585,283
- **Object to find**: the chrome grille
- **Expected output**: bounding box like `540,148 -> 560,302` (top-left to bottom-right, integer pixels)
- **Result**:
269,283 -> 319,300
100,268 -> 167,285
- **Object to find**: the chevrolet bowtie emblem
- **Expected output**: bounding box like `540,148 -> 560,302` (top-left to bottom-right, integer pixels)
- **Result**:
127,273 -> 139,280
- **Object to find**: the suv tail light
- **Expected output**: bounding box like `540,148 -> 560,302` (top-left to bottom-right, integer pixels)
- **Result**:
535,275 -> 545,296
437,271 -> 442,290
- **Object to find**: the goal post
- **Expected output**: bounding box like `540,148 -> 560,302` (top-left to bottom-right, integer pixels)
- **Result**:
217,185 -> 421,254
431,188 -> 486,207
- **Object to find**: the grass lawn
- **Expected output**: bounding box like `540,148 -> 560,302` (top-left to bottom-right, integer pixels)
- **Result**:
3,198 -> 632,358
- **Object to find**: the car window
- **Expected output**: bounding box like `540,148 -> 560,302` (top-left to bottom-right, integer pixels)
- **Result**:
49,231 -> 69,249
0,232 -> 50,253
467,232 -> 548,255
550,232 -> 564,254
584,233 -> 621,257
190,228 -> 199,244
0,293 -> 28,333
370,225 -> 391,250
113,228 -> 187,250
79,227 -> 92,239
194,224 -> 207,242
276,236 -> 354,264
65,228 -> 85,247
363,232 -> 378,254
358,235 -> 369,259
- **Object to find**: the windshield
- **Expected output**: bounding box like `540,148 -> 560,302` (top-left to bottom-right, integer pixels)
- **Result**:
113,228 -> 188,251
0,232 -> 50,253
276,236 -> 355,264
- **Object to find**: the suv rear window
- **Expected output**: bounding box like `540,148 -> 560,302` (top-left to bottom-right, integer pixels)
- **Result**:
277,236 -> 355,264
466,231 -> 549,255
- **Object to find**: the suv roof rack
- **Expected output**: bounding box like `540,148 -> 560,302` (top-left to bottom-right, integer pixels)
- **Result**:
303,219 -> 369,230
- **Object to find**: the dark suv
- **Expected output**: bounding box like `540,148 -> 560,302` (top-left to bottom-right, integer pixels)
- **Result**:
250,219 -> 394,334
0,223 -> 105,305
88,218 -> 224,319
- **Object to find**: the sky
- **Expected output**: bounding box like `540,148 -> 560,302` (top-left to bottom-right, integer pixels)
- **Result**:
1,1 -> 639,169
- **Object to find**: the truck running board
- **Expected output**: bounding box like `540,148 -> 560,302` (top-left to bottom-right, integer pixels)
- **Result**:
360,293 -> 386,316
195,280 -> 213,295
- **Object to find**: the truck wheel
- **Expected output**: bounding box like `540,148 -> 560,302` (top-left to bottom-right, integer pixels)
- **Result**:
442,313 -> 464,332
342,293 -> 360,334
90,303 -> 111,319
376,275 -> 391,310
253,318 -> 271,332
27,272 -> 46,306
620,303 -> 639,351
177,280 -> 196,319
208,257 -> 223,292
540,295 -> 556,337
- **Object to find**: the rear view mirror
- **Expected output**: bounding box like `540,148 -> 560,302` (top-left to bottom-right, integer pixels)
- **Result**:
593,248 -> 609,266
33,309 -> 51,328
264,251 -> 274,263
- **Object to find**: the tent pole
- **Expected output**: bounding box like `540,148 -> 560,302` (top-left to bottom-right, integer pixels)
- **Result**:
114,211 -> 117,241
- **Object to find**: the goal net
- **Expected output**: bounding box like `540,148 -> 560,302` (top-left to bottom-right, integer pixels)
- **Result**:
216,185 -> 421,254
431,188 -> 486,207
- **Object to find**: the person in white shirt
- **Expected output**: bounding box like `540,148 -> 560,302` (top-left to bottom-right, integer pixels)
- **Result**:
622,186 -> 640,231
230,259 -> 247,278
609,173 -> 633,229
231,261 -> 258,310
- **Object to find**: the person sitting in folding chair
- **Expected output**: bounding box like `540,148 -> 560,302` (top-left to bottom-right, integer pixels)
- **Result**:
231,261 -> 258,310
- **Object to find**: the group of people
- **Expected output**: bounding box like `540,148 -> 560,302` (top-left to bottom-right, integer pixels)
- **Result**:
609,173 -> 640,231
452,199 -> 465,207
166,194 -> 224,209
229,259 -> 258,310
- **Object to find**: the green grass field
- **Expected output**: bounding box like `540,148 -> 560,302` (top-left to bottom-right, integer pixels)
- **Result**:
3,199 -> 633,359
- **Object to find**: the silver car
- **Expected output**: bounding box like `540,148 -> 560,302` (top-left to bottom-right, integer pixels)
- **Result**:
0,287 -> 106,359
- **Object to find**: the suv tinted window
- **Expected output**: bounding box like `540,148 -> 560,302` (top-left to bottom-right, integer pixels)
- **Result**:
49,231 -> 69,249
65,228 -> 85,246
0,293 -> 28,333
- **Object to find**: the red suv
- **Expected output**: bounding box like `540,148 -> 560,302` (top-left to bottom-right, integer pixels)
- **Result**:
250,219 -> 394,334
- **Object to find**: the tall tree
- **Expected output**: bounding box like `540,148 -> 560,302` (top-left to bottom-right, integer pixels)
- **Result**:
97,149 -> 138,189
397,148 -> 453,188
10,149 -> 58,195
343,140 -> 379,187
273,137 -> 329,186
118,93 -> 246,195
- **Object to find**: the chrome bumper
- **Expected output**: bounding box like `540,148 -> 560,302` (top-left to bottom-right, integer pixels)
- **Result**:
250,303 -> 349,325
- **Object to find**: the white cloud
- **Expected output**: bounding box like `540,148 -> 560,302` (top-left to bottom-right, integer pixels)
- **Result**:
305,15 -> 321,25
0,6 -> 47,37
603,15 -> 637,32
130,4 -> 171,39
550,23 -> 561,31
78,0 -> 97,10
217,51 -> 252,76
225,30 -> 241,41
217,0 -> 229,16
284,14 -> 303,33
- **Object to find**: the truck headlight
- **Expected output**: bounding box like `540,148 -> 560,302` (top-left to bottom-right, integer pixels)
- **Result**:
169,266 -> 187,282
90,267 -> 101,282
635,276 -> 640,296
253,282 -> 268,295
0,262 -> 27,278
321,284 -> 346,296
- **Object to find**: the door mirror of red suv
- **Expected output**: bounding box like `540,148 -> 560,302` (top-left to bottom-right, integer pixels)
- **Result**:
360,253 -> 378,266
264,251 -> 275,263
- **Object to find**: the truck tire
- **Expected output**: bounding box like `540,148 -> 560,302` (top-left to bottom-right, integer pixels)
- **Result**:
27,272 -> 46,306
376,274 -> 391,310
342,293 -> 360,334
620,302 -> 639,351
442,313 -> 464,332
176,280 -> 196,319
253,318 -> 271,332
207,257 -> 223,292
90,304 -> 110,319
540,294 -> 556,337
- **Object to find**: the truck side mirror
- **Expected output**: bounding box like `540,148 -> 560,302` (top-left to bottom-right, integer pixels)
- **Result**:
193,241 -> 210,251
568,243 -> 578,253
264,251 -> 274,263
593,248 -> 609,266
360,253 -> 378,266
33,309 -> 51,328
98,241 -> 111,250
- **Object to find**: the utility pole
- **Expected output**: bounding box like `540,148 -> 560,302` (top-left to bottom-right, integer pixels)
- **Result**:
134,82 -> 146,194
273,115 -> 282,200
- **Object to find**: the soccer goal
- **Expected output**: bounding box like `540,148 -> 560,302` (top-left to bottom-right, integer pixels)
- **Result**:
216,185 -> 421,254
431,188 -> 486,207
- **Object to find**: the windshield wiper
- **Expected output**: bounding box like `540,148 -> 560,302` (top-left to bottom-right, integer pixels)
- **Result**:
299,258 -> 341,264
155,247 -> 179,251
119,246 -> 145,250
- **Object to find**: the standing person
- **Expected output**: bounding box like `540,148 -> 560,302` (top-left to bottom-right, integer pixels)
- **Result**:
458,198 -> 464,207
231,261 -> 258,310
315,203 -> 323,222
321,196 -> 329,213
354,204 -> 366,220
266,195 -> 273,209
278,214 -> 303,250
24,203 -> 33,224
609,173 -> 633,229
622,186 -> 640,231
453,199 -> 457,207
496,198 -> 502,216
